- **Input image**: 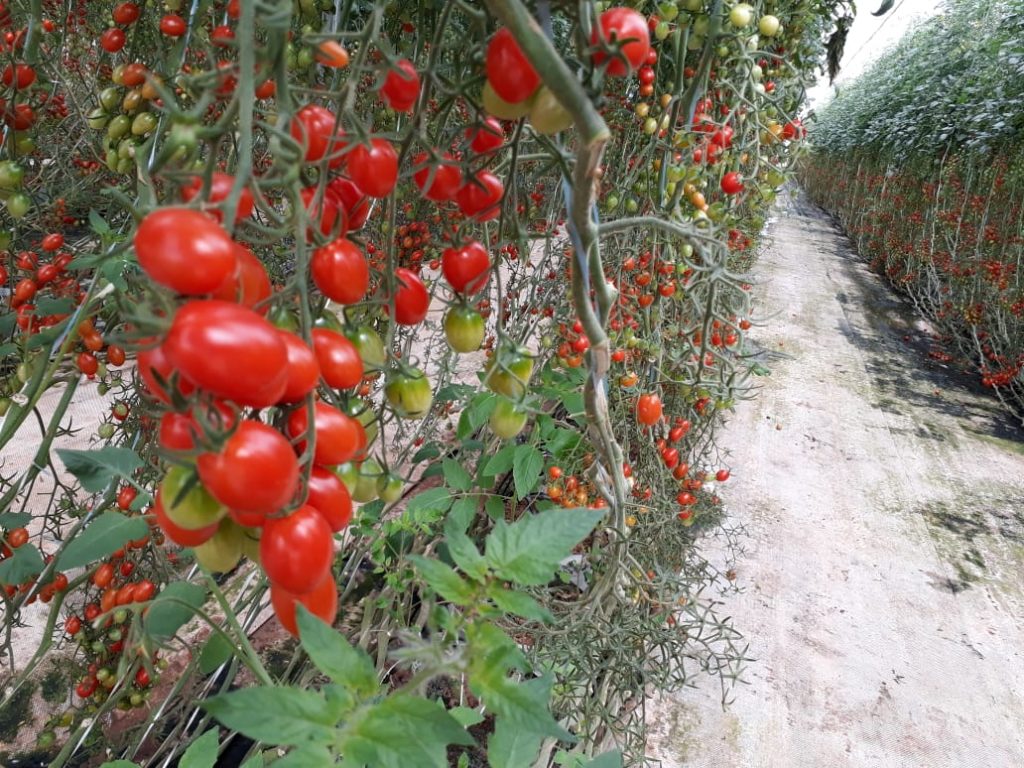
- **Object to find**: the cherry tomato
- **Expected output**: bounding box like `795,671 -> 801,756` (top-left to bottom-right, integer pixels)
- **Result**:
311,328 -> 363,389
181,173 -> 255,223
152,491 -> 219,546
2,64 -> 35,90
134,208 -> 237,295
413,153 -> 462,202
92,563 -> 115,589
277,331 -> 320,404
442,240 -> 490,294
384,368 -> 433,419
327,177 -> 370,231
486,28 -> 540,103
213,243 -> 272,310
300,185 -> 347,241
7,527 -> 29,548
160,13 -> 186,36
270,570 -> 337,636
40,233 -> 63,251
133,580 -> 156,602
390,267 -> 429,325
65,616 -> 82,635
77,352 -> 98,376
287,401 -> 365,466
455,171 -> 504,221
137,343 -> 195,404
107,345 -> 126,366
111,2 -> 140,24
721,171 -> 744,195
99,28 -> 126,53
311,237 -> 369,305
117,486 -> 137,511
260,505 -> 334,595
305,467 -> 353,533
466,117 -> 503,153
346,139 -> 398,199
444,305 -> 485,353
290,104 -> 342,164
636,393 -> 662,425
379,59 -> 420,112
592,8 -> 651,77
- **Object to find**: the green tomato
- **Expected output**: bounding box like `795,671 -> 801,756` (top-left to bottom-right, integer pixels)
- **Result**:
107,114 -> 131,140
444,306 -> 486,353
655,21 -> 671,41
97,423 -> 116,439
759,14 -> 781,37
117,138 -> 136,160
6,192 -> 31,219
314,310 -> 344,332
346,325 -> 386,372
160,466 -> 227,530
98,87 -> 121,112
729,3 -> 753,27
693,15 -> 710,36
87,107 -> 109,131
0,160 -> 24,189
297,47 -> 315,70
193,519 -> 245,573
377,473 -> 403,503
529,86 -> 573,135
683,0 -> 702,10
625,197 -> 639,213
604,194 -> 620,210
482,80 -> 534,120
485,345 -> 534,399
0,230 -> 11,250
334,461 -> 360,495
131,112 -> 158,136
659,3 -> 679,21
489,398 -> 528,440
116,157 -> 134,174
352,458 -> 382,503
385,368 -> 433,419
344,397 -> 379,447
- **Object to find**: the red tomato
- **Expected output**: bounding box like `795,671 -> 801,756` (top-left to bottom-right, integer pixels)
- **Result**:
213,243 -> 272,310
134,208 -> 237,295
277,331 -> 320,404
181,173 -> 255,223
159,411 -> 195,452
636,393 -> 662,425
380,59 -> 420,112
198,421 -> 299,515
107,345 -> 126,366
40,233 -> 64,251
153,490 -> 219,547
466,118 -> 503,153
391,267 -> 429,325
137,343 -> 196,403
311,328 -> 363,389
270,570 -> 337,636
311,237 -> 369,305
413,153 -> 463,202
260,505 -> 334,595
65,616 -> 82,635
92,563 -> 114,589
305,467 -> 353,532
346,139 -> 398,199
211,24 -> 234,46
327,177 -> 370,231
164,300 -> 289,407
442,240 -> 490,294
121,62 -> 148,87
592,7 -> 651,77
721,171 -> 744,195
2,64 -> 35,90
111,2 -> 140,24
255,79 -> 276,99
133,580 -> 156,602
290,104 -> 343,164
455,171 -> 504,221
286,401 -> 365,466
77,352 -> 98,376
160,13 -> 186,36
486,28 -> 540,103
300,185 -> 347,241
4,103 -> 34,130
117,486 -> 137,511
99,27 -> 126,53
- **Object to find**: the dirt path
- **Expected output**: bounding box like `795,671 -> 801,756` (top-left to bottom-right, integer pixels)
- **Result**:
647,189 -> 1024,767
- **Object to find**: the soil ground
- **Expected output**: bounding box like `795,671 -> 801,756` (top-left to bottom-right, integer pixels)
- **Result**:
646,189 -> 1024,767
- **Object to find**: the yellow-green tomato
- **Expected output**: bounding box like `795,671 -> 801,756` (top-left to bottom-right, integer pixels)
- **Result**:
352,458 -> 382,503
444,306 -> 486,353
344,397 -> 379,447
529,86 -> 573,135
87,107 -> 109,131
99,87 -> 122,112
345,325 -> 386,372
729,3 -> 753,27
334,461 -> 360,495
131,112 -> 158,136
759,14 -> 781,37
161,466 -> 227,530
490,398 -> 528,440
193,519 -> 245,573
0,160 -> 24,189
6,192 -> 31,220
377,473 -> 404,503
107,114 -> 131,140
485,346 -> 534,399
482,81 -> 534,120
385,368 -> 433,419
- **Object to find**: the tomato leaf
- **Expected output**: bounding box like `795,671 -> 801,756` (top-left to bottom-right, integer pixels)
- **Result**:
295,605 -> 379,697
203,687 -> 338,746
583,750 -> 624,767
484,508 -> 604,586
511,444 -> 544,499
271,746 -> 334,767
56,511 -> 148,571
482,444 -> 516,477
448,497 -> 477,532
179,728 -> 219,768
449,706 -> 485,727
0,512 -> 31,528
341,694 -> 474,768
488,716 -> 543,768
403,487 -> 453,523
488,586 -> 553,624
56,446 -> 143,493
408,555 -> 475,604
442,458 -> 474,492
144,581 -> 207,641
0,543 -> 44,586
484,496 -> 505,521
198,633 -> 235,675
444,521 -> 488,581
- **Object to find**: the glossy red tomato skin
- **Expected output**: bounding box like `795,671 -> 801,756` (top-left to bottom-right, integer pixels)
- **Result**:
160,13 -> 186,36
164,300 -> 289,407
455,171 -> 503,221
327,177 -> 370,230
112,2 -> 140,24
467,118 -> 503,153
159,411 -> 195,452
311,328 -> 363,389
260,505 -> 334,595
290,104 -> 342,163
305,467 -> 353,532
277,331 -> 320,404
2,64 -> 35,90
593,8 -> 651,77
287,402 -> 365,466
311,237 -> 369,305
346,139 -> 398,199
442,240 -> 490,294
100,27 -> 126,53
486,28 -> 540,103
135,208 -> 237,295
198,421 -> 300,516
213,243 -> 272,310
300,185 -> 347,241
413,153 -> 463,202
152,491 -> 219,547
380,59 -> 420,112
271,570 -> 337,636
720,172 -> 744,195
636,393 -> 663,425
181,173 -> 255,223
137,343 -> 196,403
391,268 -> 430,325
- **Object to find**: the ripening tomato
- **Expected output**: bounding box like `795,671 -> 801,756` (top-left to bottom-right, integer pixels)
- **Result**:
111,2 -> 140,24
181,173 -> 255,223
315,40 -> 349,69
311,328 -> 363,390
121,63 -> 148,87
413,153 -> 463,202
592,7 -> 651,77
327,177 -> 369,231
636,393 -> 662,425
160,465 -> 227,530
384,368 -> 433,419
311,237 -> 369,305
391,267 -> 429,325
160,13 -> 186,36
286,401 -> 365,465
271,570 -> 337,636
198,420 -> 300,515
455,171 -> 503,221
721,171 -> 744,195
380,59 -> 420,112
134,208 -> 237,295
137,343 -> 196,403
466,117 -> 504,153
99,27 -> 126,53
213,243 -> 272,310
277,331 -> 320,404
486,28 -> 540,103
346,139 -> 398,199
489,397 -> 528,439
305,467 -> 353,532
444,305 -> 485,353
290,104 -> 343,164
260,505 -> 334,595
442,240 -> 490,294
164,300 -> 289,407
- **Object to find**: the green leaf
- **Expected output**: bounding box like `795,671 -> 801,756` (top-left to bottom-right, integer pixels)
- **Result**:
488,716 -> 543,768
442,459 -> 473,492
412,443 -> 441,463
0,512 -> 31,528
180,728 -> 219,768
56,511 -> 148,571
198,634 -> 234,675
449,706 -> 485,727
483,444 -> 516,477
488,586 -> 553,623
203,687 -> 338,746
270,746 -> 334,767
89,209 -> 111,235
512,445 -> 544,500
240,754 -> 266,768
583,750 -> 624,768
485,496 -> 505,521
404,487 -> 453,523
0,544 -> 44,586
408,555 -> 475,604
448,497 -> 477,531
444,522 -> 488,582
484,508 -> 604,586
295,605 -> 379,697
144,582 -> 207,641
56,446 -> 143,493
545,428 -> 581,459
457,394 -> 497,441
342,694 -> 474,768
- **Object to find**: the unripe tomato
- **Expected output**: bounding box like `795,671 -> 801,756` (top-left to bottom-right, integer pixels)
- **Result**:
490,398 -> 528,439
530,86 -> 573,135
160,466 -> 227,530
759,15 -> 781,37
385,368 -> 433,419
194,519 -> 246,573
485,346 -> 534,399
444,306 -> 486,353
